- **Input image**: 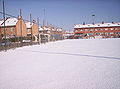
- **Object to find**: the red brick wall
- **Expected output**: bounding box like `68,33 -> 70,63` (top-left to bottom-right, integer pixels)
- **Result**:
0,26 -> 16,37
0,18 -> 27,38
16,18 -> 27,37
32,23 -> 39,36
74,27 -> 120,38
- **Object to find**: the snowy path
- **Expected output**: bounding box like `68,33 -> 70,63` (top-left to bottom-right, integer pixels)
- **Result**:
0,38 -> 120,89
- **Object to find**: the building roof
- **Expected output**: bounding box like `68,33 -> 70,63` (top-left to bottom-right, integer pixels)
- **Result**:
57,28 -> 63,31
25,22 -> 34,28
39,27 -> 43,31
0,18 -> 18,27
74,22 -> 120,28
39,26 -> 51,31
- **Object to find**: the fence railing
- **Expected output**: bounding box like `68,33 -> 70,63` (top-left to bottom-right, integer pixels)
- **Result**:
0,42 -> 39,52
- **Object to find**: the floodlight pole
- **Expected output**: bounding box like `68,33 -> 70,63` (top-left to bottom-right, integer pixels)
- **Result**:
30,13 -> 33,43
3,0 -> 6,48
20,9 -> 22,37
37,17 -> 40,44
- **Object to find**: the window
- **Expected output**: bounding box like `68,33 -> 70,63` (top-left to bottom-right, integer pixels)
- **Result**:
1,34 -> 4,37
111,28 -> 114,30
110,32 -> 114,34
28,29 -> 31,32
85,29 -> 88,31
75,30 -> 78,32
95,29 -> 98,31
115,28 -> 118,30
11,27 -> 14,32
105,28 -> 108,30
105,33 -> 108,35
101,32 -> 104,35
80,29 -> 83,31
115,32 -> 119,34
90,29 -> 93,31
96,33 -> 100,35
88,33 -> 93,35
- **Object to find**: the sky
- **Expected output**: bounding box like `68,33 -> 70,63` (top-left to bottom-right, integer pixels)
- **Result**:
0,0 -> 120,31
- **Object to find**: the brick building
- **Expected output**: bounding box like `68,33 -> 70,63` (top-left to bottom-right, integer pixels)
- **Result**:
65,31 -> 74,39
74,22 -> 120,39
25,20 -> 39,42
0,16 -> 27,40
39,26 -> 64,41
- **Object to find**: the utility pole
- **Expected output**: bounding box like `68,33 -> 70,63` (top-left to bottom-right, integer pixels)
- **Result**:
30,13 -> 33,44
37,17 -> 39,31
20,9 -> 22,36
3,0 -> 6,49
43,8 -> 45,30
92,14 -> 95,38
37,17 -> 40,44
20,9 -> 22,42
92,14 -> 95,24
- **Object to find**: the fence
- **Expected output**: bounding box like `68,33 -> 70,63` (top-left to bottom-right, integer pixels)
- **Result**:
0,42 -> 39,52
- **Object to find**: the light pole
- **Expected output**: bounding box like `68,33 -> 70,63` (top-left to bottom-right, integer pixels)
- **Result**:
3,0 -> 7,50
92,14 -> 95,38
37,17 -> 40,44
30,13 -> 33,44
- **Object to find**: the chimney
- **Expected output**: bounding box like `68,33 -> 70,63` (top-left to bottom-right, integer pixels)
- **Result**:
83,22 -> 85,25
32,20 -> 36,23
102,21 -> 104,24
112,21 -> 115,24
18,15 -> 22,19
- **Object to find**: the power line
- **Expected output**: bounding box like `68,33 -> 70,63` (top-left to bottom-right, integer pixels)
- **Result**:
0,11 -> 30,22
0,11 -> 64,30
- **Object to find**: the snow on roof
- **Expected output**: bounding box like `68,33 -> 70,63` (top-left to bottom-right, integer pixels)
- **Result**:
74,22 -> 120,28
65,30 -> 73,32
46,28 -> 51,31
0,18 -> 18,27
39,27 -> 43,31
25,22 -> 33,28
39,26 -> 51,31
57,28 -> 63,31
52,28 -> 56,31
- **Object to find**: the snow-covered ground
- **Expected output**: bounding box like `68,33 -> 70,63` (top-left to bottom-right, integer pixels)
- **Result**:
0,38 -> 120,89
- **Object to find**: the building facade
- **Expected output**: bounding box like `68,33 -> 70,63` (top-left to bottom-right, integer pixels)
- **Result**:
26,21 -> 39,36
74,22 -> 120,39
25,20 -> 39,42
39,26 -> 65,42
0,16 -> 27,41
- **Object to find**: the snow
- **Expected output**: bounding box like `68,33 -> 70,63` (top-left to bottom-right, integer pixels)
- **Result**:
57,28 -> 63,31
0,38 -> 120,89
74,23 -> 120,28
39,27 -> 43,31
39,26 -> 51,31
25,22 -> 33,28
0,18 -> 18,27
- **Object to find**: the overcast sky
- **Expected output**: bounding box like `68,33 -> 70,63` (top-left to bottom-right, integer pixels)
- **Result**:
0,0 -> 120,31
